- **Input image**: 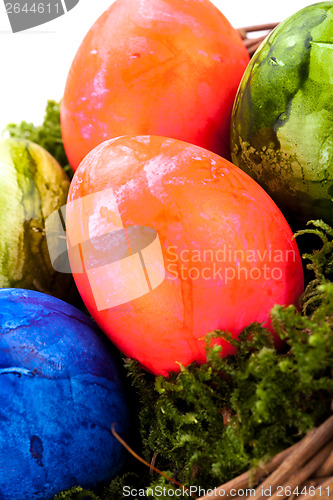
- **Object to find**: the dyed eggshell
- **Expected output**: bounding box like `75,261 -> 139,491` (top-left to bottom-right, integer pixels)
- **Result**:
0,288 -> 129,500
231,2 -> 333,227
0,138 -> 74,300
61,0 -> 250,170
66,135 -> 304,376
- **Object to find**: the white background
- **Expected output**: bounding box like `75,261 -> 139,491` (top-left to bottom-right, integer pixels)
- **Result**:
0,0 -> 323,133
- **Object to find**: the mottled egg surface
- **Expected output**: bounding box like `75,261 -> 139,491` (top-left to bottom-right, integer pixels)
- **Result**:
0,288 -> 129,500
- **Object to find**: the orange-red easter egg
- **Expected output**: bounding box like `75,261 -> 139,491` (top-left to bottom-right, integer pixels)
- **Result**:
66,135 -> 304,376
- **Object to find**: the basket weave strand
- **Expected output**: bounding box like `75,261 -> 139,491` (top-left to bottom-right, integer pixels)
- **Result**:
237,22 -> 279,56
198,415 -> 333,500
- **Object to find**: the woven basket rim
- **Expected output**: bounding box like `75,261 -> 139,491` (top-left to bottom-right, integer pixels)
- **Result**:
237,22 -> 279,57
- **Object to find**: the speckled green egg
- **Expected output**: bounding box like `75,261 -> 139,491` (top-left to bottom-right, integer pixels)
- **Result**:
0,138 -> 72,298
230,1 -> 333,228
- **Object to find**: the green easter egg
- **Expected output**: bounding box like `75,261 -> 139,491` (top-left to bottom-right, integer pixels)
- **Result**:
0,138 -> 71,297
231,1 -> 333,227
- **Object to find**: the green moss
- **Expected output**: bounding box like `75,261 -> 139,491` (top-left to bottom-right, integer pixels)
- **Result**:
53,486 -> 99,500
3,100 -> 73,179
296,219 -> 333,313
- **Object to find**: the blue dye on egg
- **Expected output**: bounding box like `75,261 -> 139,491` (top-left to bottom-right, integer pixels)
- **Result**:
0,288 -> 130,500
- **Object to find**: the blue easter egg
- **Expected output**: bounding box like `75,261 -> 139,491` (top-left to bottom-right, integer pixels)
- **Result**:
0,288 -> 130,500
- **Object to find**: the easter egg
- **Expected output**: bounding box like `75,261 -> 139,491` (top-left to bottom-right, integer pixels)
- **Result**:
65,135 -> 304,376
60,0 -> 250,170
0,138 -> 73,299
0,288 -> 129,500
230,2 -> 333,228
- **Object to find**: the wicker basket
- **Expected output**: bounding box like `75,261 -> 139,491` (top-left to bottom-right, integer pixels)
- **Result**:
198,414 -> 333,500
237,22 -> 279,56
